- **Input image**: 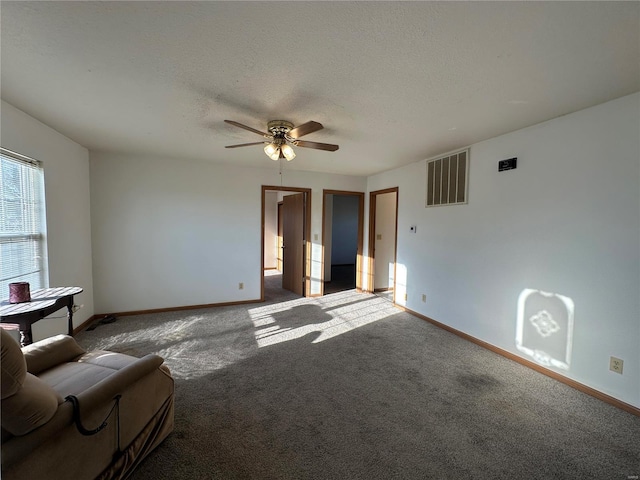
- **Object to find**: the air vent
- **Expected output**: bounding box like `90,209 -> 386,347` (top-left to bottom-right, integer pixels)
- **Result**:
426,149 -> 469,207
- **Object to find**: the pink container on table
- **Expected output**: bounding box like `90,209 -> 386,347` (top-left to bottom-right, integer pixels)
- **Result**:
9,282 -> 31,304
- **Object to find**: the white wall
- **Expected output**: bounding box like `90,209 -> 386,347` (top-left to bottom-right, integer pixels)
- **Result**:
1,100 -> 94,341
90,152 -> 366,312
366,93 -> 640,408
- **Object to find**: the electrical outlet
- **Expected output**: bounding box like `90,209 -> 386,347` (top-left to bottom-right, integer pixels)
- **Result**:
404,293 -> 408,301
239,282 -> 244,290
376,234 -> 382,240
610,357 -> 623,374
314,234 -> 318,241
421,294 -> 426,303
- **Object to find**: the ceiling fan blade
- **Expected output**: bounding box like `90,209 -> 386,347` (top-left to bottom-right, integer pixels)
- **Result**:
225,142 -> 267,148
224,120 -> 270,138
289,121 -> 323,139
294,140 -> 339,152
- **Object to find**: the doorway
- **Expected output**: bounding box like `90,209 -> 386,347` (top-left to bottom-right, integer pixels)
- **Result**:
262,186 -> 312,300
322,190 -> 365,295
367,188 -> 398,301
281,193 -> 305,295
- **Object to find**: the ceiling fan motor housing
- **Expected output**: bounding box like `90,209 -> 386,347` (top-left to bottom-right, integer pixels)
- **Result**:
267,120 -> 294,139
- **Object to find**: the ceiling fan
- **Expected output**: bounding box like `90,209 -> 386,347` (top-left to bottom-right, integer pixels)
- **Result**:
224,119 -> 339,161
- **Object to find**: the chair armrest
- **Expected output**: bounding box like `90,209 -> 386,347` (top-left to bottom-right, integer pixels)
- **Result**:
72,354 -> 164,413
22,335 -> 86,375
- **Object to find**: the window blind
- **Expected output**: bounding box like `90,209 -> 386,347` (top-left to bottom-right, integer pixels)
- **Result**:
0,148 -> 48,299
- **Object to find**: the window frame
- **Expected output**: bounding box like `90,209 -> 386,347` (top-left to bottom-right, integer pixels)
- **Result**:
0,147 -> 48,298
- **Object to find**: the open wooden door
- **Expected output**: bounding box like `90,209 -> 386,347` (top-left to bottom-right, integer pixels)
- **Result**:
277,202 -> 283,272
282,193 -> 305,295
367,187 -> 398,296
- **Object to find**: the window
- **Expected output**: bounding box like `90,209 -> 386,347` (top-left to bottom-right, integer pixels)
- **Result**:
426,149 -> 469,207
0,148 -> 48,298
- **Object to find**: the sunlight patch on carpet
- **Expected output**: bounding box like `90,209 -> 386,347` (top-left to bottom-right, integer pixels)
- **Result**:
83,315 -> 259,380
249,292 -> 398,347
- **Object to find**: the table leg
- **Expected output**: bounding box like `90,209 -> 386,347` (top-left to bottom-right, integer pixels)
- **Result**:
19,328 -> 32,347
67,298 -> 74,336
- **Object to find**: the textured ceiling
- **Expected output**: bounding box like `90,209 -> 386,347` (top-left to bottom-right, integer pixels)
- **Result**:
1,1 -> 638,176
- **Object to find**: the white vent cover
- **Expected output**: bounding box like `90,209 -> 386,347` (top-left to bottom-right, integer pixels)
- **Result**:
426,149 -> 469,207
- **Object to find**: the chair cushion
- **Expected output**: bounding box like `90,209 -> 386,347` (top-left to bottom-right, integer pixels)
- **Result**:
78,350 -> 139,370
22,334 -> 86,375
1,372 -> 62,436
1,329 -> 27,400
39,362 -> 121,398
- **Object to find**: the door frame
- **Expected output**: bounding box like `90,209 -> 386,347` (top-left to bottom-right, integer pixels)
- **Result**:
321,190 -> 365,296
367,187 -> 399,299
261,185 -> 312,300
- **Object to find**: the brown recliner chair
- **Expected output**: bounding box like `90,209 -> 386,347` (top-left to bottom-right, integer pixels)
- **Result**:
1,328 -> 174,479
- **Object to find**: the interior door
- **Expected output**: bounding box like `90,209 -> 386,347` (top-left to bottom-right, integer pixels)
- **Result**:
277,202 -> 283,272
373,191 -> 397,291
368,188 -> 398,296
282,193 -> 305,295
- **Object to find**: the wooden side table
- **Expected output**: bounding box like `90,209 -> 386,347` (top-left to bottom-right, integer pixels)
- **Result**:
0,286 -> 83,346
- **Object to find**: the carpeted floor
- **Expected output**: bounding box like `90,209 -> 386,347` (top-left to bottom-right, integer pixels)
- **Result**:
76,273 -> 640,479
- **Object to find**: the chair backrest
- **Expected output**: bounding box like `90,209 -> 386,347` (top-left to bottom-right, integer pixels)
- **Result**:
1,329 -> 26,400
1,329 -> 62,436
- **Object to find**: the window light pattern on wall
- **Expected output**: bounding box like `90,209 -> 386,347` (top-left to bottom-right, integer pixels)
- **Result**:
426,149 -> 469,207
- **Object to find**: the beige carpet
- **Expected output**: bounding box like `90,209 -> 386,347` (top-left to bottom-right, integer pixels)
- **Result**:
76,273 -> 640,479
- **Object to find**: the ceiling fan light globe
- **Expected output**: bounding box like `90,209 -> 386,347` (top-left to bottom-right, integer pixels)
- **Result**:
264,143 -> 280,161
281,144 -> 296,161
269,149 -> 281,161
